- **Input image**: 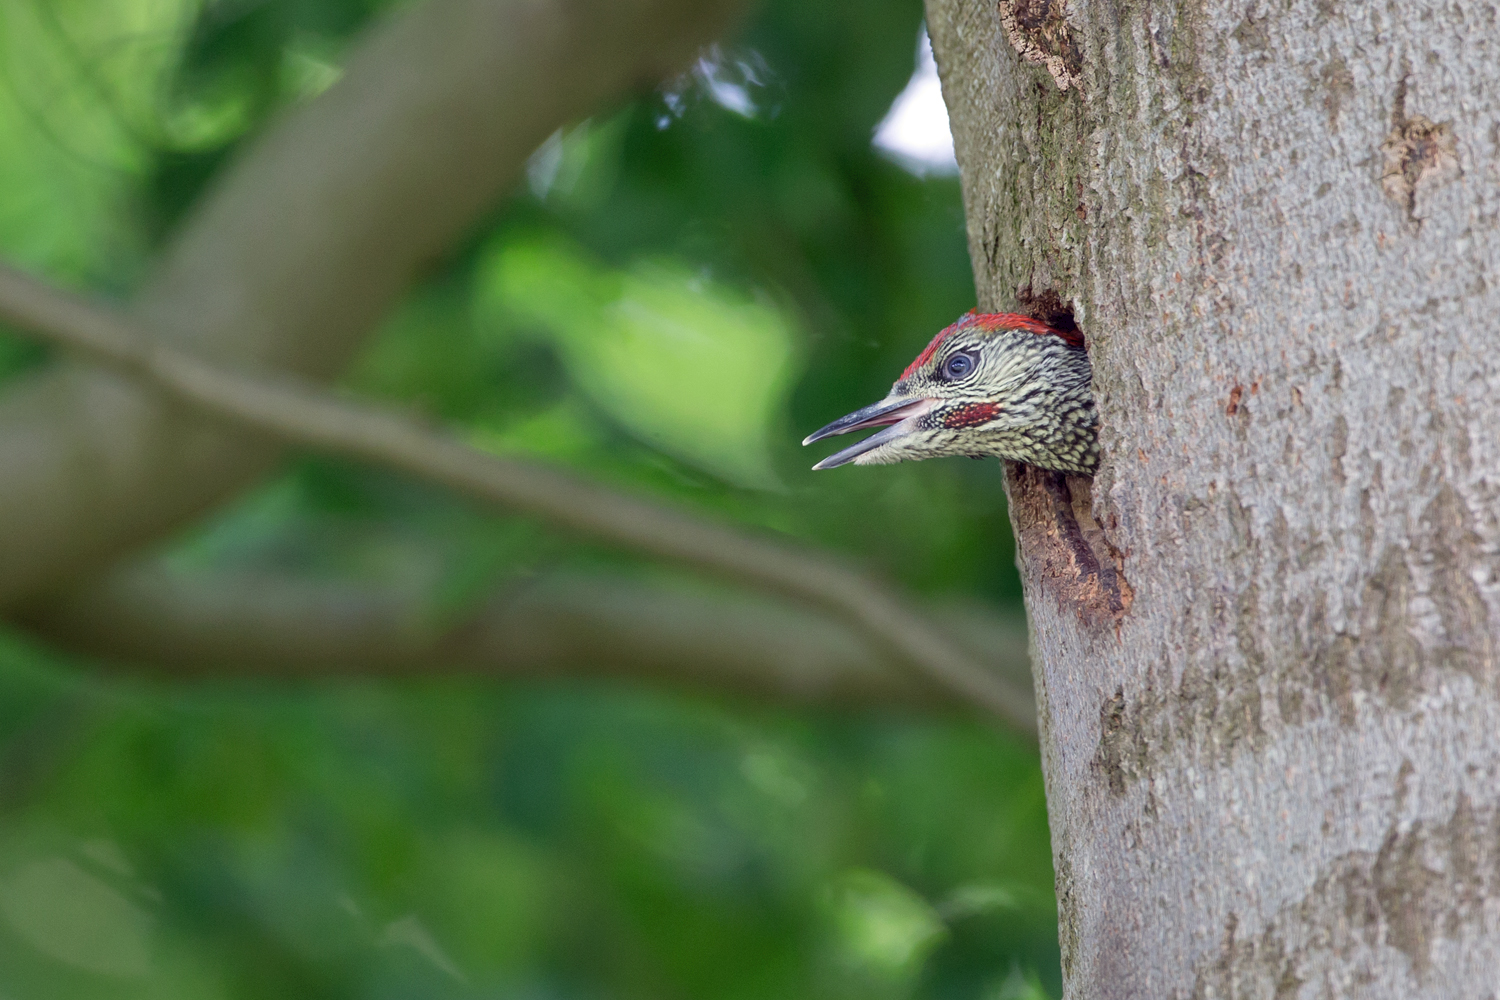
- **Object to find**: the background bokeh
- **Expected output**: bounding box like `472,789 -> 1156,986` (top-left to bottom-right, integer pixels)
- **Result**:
0,0 -> 1060,996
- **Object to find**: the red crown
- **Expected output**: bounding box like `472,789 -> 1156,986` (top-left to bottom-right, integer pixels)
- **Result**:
901,310 -> 1083,378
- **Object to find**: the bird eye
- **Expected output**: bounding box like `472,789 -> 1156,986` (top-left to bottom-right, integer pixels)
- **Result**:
942,353 -> 975,379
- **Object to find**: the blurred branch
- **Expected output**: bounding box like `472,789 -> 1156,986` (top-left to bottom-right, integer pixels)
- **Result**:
20,561 -> 1035,716
0,264 -> 1038,735
0,0 -> 747,605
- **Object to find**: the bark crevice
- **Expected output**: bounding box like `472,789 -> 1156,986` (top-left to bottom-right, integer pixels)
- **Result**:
1006,466 -> 1131,628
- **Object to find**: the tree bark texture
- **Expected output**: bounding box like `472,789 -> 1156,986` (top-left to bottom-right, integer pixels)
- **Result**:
926,0 -> 1500,996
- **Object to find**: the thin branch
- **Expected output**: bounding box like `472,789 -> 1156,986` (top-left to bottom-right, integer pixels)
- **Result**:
0,263 -> 1038,735
19,561 -> 1035,717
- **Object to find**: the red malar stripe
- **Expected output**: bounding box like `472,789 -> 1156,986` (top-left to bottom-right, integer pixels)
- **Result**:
942,401 -> 1002,428
900,310 -> 1083,378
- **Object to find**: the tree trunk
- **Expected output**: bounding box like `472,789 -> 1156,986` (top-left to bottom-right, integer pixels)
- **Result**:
926,0 -> 1500,996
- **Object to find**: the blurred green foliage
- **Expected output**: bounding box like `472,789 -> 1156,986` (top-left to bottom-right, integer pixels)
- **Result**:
0,0 -> 1059,996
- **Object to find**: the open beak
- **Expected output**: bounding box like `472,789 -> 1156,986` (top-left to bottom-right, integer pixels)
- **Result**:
802,396 -> 935,470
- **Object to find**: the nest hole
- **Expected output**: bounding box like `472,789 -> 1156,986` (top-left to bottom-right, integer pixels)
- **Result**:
1015,288 -> 1080,344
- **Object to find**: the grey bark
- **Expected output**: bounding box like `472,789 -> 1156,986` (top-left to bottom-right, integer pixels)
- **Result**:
926,0 -> 1500,996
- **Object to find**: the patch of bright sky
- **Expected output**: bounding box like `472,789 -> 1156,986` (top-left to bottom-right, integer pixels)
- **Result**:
635,33 -> 954,180
872,27 -> 959,177
654,45 -> 777,128
694,45 -> 763,117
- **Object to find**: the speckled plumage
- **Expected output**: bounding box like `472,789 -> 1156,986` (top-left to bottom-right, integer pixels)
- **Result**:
804,311 -> 1099,475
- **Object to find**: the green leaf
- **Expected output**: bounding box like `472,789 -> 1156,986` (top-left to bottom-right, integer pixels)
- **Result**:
481,236 -> 800,489
824,868 -> 946,980
0,857 -> 153,978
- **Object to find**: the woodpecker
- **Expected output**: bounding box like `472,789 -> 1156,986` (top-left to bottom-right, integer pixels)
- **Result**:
803,311 -> 1098,475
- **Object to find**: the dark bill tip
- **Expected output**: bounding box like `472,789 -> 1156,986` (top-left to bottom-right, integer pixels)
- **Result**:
806,397 -> 937,470
809,420 -> 918,470
802,396 -> 932,447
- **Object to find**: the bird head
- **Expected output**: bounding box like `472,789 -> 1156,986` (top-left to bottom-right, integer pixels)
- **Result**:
803,311 -> 1099,475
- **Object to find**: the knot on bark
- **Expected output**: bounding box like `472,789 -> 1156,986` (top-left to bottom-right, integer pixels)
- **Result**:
1381,73 -> 1459,222
998,0 -> 1084,91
